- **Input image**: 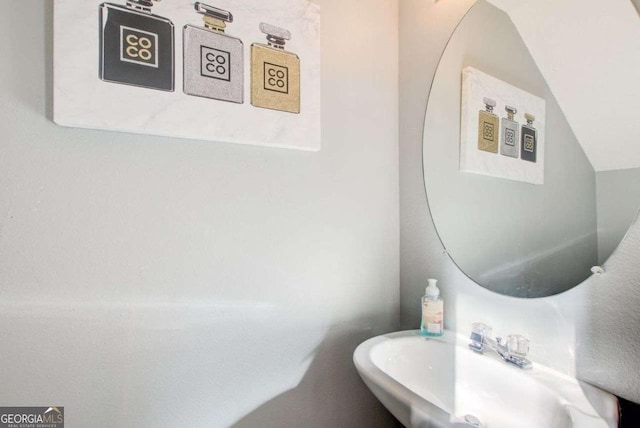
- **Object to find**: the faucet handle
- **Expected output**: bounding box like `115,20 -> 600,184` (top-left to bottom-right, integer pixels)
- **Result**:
471,322 -> 492,337
506,334 -> 530,357
469,322 -> 492,353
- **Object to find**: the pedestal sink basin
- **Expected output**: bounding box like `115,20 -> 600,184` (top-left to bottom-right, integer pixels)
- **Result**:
354,330 -> 618,428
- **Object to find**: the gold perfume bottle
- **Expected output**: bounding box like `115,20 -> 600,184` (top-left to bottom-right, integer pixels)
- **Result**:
99,0 -> 175,91
250,23 -> 300,114
478,97 -> 499,153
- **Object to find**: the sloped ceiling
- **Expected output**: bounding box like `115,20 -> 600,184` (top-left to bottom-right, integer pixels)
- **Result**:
487,0 -> 640,171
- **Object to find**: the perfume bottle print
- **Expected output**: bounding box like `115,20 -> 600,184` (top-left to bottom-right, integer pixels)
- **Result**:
500,105 -> 519,158
521,113 -> 538,163
99,0 -> 175,91
183,3 -> 243,103
478,97 -> 499,153
251,23 -> 300,114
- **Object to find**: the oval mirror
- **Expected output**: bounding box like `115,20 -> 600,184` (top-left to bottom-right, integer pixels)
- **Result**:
423,0 -> 640,297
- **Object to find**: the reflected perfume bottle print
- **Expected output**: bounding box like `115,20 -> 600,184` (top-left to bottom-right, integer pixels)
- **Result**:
500,105 -> 519,158
183,2 -> 243,103
250,23 -> 301,114
478,97 -> 499,153
521,113 -> 538,162
99,0 -> 175,91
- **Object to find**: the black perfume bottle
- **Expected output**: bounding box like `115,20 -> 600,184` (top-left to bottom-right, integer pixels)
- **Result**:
99,0 -> 175,91
521,113 -> 538,162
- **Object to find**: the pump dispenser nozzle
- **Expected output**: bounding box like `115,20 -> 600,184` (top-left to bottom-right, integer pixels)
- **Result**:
426,278 -> 440,298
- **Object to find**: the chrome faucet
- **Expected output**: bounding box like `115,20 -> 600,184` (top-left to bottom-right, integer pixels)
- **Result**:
469,323 -> 532,370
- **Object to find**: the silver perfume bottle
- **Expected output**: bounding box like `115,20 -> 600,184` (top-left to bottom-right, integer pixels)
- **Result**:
500,106 -> 519,158
521,113 -> 538,163
99,0 -> 175,91
183,2 -> 243,103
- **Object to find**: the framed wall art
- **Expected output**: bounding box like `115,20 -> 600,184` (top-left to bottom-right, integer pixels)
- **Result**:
460,66 -> 546,184
53,0 -> 321,151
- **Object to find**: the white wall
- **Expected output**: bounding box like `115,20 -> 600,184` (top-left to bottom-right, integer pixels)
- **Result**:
400,0 -> 640,405
0,1 -> 400,427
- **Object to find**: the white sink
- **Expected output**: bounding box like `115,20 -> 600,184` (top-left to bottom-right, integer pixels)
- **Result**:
354,330 -> 618,428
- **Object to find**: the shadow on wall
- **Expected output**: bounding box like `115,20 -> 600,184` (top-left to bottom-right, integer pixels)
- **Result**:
231,321 -> 402,428
0,301 -> 402,427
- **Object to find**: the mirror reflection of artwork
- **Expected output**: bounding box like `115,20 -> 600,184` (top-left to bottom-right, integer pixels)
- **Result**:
500,106 -> 519,158
460,66 -> 545,185
521,113 -> 538,162
478,97 -> 498,153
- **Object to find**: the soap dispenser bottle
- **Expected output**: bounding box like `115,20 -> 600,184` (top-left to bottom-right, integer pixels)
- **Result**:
421,279 -> 444,337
